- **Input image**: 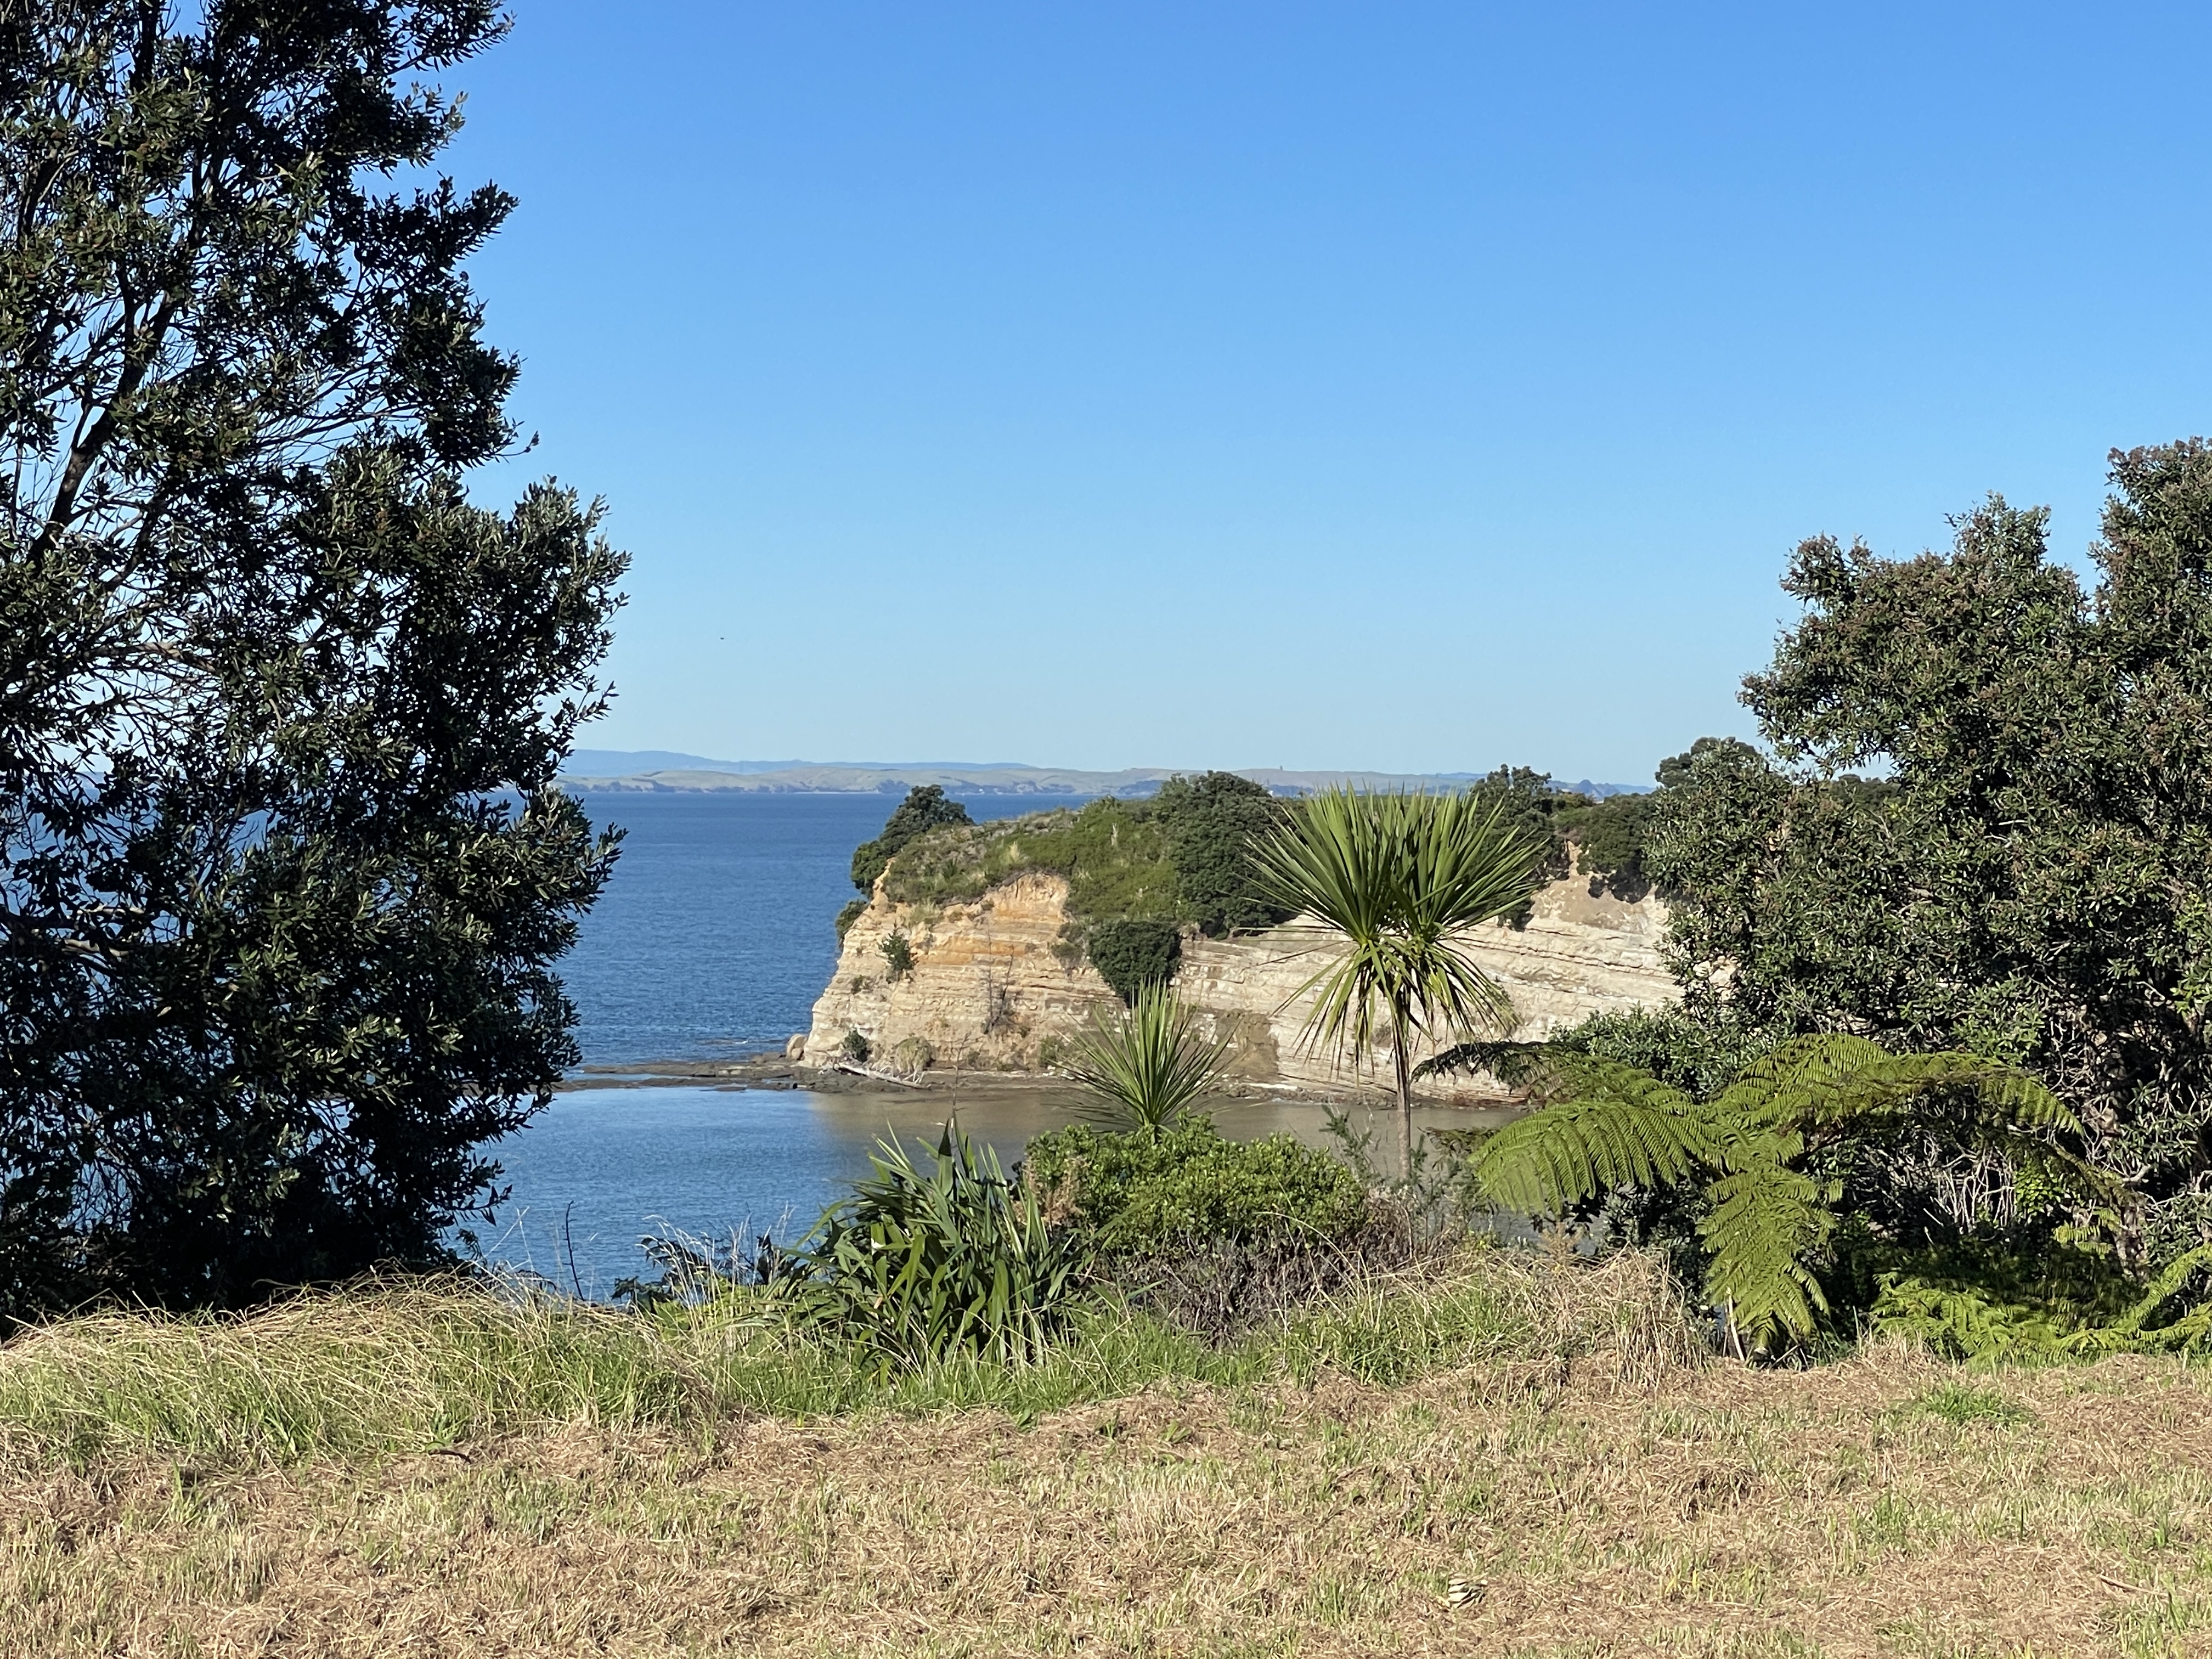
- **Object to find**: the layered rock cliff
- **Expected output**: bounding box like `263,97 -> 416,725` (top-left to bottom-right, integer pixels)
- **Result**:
801,870 -> 1678,1100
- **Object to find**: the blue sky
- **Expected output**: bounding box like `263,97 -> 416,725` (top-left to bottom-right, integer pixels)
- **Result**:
443,3 -> 2212,784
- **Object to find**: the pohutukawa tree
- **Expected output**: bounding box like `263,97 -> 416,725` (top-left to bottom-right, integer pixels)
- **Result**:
0,1 -> 627,1318
1647,443 -> 2212,1262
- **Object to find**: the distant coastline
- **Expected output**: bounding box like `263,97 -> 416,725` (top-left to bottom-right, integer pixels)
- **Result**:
560,751 -> 1649,798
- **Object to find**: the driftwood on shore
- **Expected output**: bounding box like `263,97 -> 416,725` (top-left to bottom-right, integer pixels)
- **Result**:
829,1060 -> 928,1089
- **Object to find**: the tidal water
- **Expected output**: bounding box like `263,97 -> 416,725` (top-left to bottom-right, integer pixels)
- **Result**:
482,791 -> 1462,1293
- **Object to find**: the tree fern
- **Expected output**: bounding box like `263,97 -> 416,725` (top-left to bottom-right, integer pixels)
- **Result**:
1699,1156 -> 1836,1348
1455,1050 -> 1712,1214
1430,1031 -> 2111,1352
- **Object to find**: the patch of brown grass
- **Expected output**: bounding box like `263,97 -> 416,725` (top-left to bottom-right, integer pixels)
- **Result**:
7,1338 -> 2212,1655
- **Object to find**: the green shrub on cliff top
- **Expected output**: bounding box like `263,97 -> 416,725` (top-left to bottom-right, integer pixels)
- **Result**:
881,797 -> 1180,921
1154,771 -> 1296,936
874,775 -> 1290,940
851,786 -> 974,894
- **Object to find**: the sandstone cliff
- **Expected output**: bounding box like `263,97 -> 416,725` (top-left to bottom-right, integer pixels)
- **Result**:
801,870 -> 1678,1100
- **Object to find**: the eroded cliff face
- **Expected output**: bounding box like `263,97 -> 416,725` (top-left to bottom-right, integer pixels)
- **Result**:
802,871 -> 1679,1100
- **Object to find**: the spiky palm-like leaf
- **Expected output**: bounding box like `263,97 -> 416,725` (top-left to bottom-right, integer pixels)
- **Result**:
1248,788 -> 1543,1175
1059,986 -> 1229,1139
1429,1032 -> 2114,1351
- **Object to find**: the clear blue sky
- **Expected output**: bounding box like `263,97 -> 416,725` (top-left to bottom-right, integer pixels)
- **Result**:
443,3 -> 2212,784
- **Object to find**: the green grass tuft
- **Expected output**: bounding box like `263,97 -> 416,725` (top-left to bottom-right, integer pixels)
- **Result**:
1911,1381 -> 2034,1427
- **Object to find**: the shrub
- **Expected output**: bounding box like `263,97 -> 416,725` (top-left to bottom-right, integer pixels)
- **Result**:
834,898 -> 867,941
774,1125 -> 1085,1370
1423,1032 -> 2114,1352
1024,1120 -> 1369,1256
880,930 -> 916,979
839,1031 -> 872,1064
850,785 -> 974,893
1570,790 -> 1656,894
1086,918 -> 1182,1002
1153,771 -> 1294,935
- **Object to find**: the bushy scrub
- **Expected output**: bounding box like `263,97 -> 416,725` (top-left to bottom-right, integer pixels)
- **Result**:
1025,1121 -> 1369,1255
879,930 -> 916,979
1085,919 -> 1182,1001
849,785 -> 973,894
1153,771 -> 1295,935
874,775 -> 1292,941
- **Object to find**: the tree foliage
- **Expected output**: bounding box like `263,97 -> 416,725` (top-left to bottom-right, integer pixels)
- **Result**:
1153,771 -> 1294,936
1647,447 -> 2212,1259
849,785 -> 974,894
0,2 -> 625,1318
1084,919 -> 1183,1004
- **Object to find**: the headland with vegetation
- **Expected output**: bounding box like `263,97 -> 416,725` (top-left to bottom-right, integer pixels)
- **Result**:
9,5 -> 2212,1654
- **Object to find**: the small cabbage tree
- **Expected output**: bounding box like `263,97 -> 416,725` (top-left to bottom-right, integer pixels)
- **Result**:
1251,788 -> 1544,1176
1429,1033 -> 2119,1351
1062,985 -> 1229,1139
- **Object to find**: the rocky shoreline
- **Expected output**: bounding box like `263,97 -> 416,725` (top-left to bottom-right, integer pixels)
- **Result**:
556,1051 -> 1507,1109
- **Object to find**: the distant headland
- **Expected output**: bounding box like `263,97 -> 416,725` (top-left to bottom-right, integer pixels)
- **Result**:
560,749 -> 1648,798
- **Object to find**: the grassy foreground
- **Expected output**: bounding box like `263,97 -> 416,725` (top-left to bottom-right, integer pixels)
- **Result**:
2,1251 -> 2209,1657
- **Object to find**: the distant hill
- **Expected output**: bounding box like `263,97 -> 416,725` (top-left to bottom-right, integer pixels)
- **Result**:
564,749 -> 806,777
558,753 -> 1652,798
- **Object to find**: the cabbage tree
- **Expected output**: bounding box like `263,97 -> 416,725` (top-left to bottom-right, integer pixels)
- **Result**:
1251,789 -> 1544,1176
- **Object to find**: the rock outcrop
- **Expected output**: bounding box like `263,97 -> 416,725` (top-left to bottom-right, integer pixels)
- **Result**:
802,870 -> 1678,1101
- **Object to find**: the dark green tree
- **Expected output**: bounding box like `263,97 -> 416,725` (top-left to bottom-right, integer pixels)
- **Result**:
1085,919 -> 1183,1004
0,1 -> 626,1317
849,785 -> 974,894
1152,770 -> 1293,936
1649,445 -> 2212,1258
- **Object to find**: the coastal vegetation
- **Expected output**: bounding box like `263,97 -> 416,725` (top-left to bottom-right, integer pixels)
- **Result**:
1429,1032 -> 2112,1353
0,0 -> 624,1326
847,771 -> 1300,988
8,9 -> 2212,1650
1057,984 -> 1228,1136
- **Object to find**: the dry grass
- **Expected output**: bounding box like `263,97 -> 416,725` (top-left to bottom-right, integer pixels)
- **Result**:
4,1259 -> 2210,1656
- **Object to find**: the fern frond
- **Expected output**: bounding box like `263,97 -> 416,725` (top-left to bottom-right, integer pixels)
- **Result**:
1716,1036 -> 2083,1139
1472,1058 -> 1713,1215
1709,1034 -> 1894,1129
1699,1156 -> 1836,1346
2067,1243 -> 2212,1353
